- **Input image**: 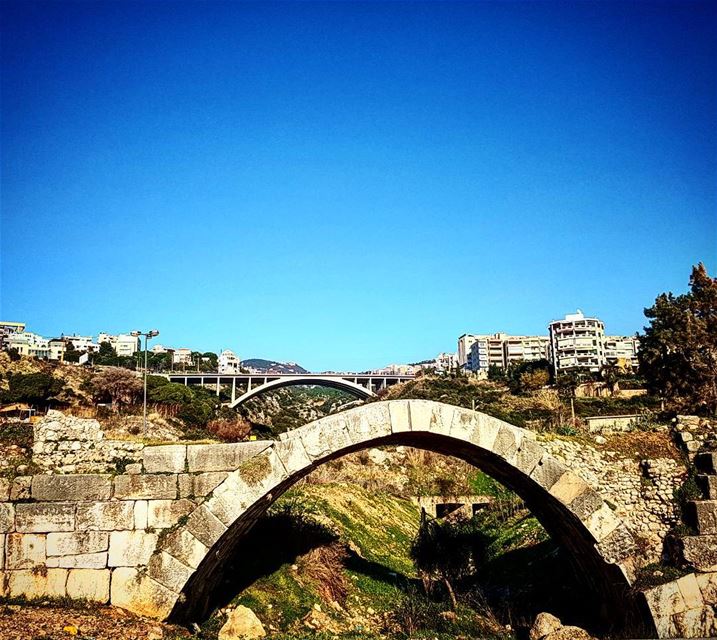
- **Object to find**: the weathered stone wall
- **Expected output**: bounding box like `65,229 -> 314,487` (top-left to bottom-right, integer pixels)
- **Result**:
0,437 -> 272,608
540,434 -> 686,562
32,411 -> 144,474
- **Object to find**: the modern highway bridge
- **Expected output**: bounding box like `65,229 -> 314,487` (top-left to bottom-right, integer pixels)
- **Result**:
164,372 -> 415,407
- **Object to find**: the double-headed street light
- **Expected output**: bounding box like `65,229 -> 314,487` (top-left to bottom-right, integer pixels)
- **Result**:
131,329 -> 159,436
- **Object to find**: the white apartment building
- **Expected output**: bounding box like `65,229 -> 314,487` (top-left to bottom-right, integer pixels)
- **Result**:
466,333 -> 549,373
151,344 -> 169,354
7,332 -> 50,359
0,322 -> 25,348
457,334 -> 479,367
48,339 -> 67,361
173,348 -> 193,365
64,335 -> 99,353
548,311 -> 606,374
218,349 -> 241,374
604,335 -> 640,371
97,333 -> 139,357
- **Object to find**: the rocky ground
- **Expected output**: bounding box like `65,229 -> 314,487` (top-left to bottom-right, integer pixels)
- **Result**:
0,603 -> 189,640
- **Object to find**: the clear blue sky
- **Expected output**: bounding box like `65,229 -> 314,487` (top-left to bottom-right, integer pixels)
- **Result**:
1,1 -> 715,372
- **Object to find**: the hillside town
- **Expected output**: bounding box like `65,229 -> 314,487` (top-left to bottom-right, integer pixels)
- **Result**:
1,308 -> 639,381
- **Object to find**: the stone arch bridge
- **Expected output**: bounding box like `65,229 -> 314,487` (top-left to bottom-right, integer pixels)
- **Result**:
1,401 -> 715,637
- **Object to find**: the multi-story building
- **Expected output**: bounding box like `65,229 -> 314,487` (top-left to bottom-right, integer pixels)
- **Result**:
548,311 -> 606,374
151,344 -> 168,354
64,335 -> 99,353
97,333 -> 139,357
218,349 -> 241,374
0,322 -> 25,349
502,335 -> 550,367
604,335 -> 640,371
48,339 -> 67,361
466,333 -> 549,373
6,332 -> 50,359
173,348 -> 193,366
457,334 -> 479,368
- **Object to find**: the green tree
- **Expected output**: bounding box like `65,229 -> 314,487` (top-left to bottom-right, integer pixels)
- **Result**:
639,263 -> 717,414
94,341 -> 117,366
63,340 -> 81,363
410,513 -> 486,610
1,372 -> 65,409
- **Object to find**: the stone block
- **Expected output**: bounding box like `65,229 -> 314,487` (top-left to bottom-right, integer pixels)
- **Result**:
186,504 -> 227,548
513,438 -> 545,476
135,500 -> 148,529
689,500 -> 717,535
236,449 -> 287,492
143,445 -> 187,474
76,501 -> 134,531
186,441 -> 272,472
147,499 -> 195,529
273,439 -> 312,477
298,416 -> 352,461
108,530 -> 159,567
682,535 -> 717,572
67,568 -> 110,602
125,463 -> 143,475
567,488 -> 604,521
192,472 -> 229,497
549,472 -> 591,506
673,606 -> 716,640
343,403 -> 392,445
47,552 -> 108,569
0,503 -> 14,533
10,476 -> 31,500
178,474 -> 194,498
110,567 -> 178,619
8,568 -> 68,599
583,503 -> 622,543
32,474 -> 112,501
16,502 -> 75,533
6,533 -> 46,569
695,452 -> 717,474
529,455 -> 567,492
159,529 -> 207,569
471,414 -> 501,452
596,524 -> 637,563
46,531 -> 109,556
697,475 -> 717,500
696,571 -> 717,603
148,550 -> 193,592
644,579 -> 688,620
389,400 -> 411,433
492,426 -> 522,462
676,573 -> 705,610
114,474 -> 177,500
0,478 -> 10,501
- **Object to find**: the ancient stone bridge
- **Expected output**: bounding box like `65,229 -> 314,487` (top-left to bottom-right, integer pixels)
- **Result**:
1,401 -> 715,638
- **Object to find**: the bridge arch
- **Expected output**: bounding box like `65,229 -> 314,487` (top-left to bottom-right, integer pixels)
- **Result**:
228,375 -> 376,408
134,400 -> 652,635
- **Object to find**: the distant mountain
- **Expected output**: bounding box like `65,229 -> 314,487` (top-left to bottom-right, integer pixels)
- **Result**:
242,359 -> 309,374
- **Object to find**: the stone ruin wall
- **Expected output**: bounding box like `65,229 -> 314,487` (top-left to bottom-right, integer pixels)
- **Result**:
0,409 -> 714,638
540,434 -> 686,563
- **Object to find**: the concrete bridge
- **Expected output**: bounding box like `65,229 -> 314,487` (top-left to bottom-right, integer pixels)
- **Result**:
164,372 -> 414,407
2,401 -> 716,638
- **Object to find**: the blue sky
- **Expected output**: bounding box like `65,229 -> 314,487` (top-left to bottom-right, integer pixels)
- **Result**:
1,1 -> 715,372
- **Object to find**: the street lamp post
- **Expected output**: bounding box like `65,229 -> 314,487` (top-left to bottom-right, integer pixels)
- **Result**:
131,329 -> 159,436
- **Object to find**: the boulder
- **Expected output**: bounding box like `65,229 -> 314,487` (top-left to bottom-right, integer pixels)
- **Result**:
530,613 -> 594,640
530,612 -> 562,640
545,626 -> 593,640
218,606 -> 266,640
